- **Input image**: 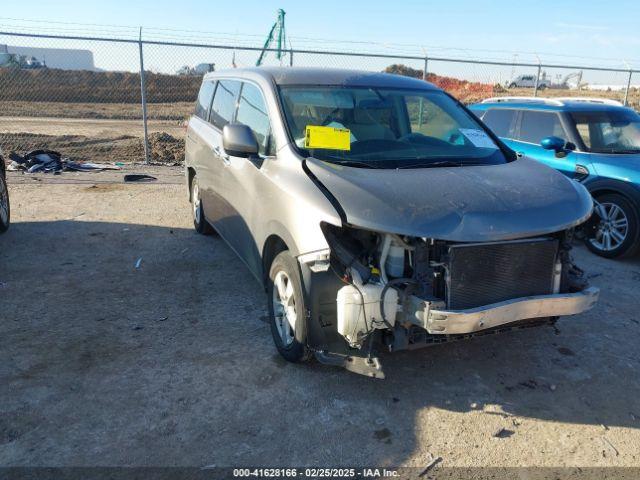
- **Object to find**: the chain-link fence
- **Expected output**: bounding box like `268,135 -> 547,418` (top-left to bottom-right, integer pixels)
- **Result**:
1,31 -> 638,164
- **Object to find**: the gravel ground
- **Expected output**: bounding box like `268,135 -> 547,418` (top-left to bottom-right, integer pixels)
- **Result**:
1,168 -> 640,473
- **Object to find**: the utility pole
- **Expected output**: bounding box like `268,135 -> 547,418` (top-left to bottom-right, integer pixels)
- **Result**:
533,55 -> 542,98
624,70 -> 633,106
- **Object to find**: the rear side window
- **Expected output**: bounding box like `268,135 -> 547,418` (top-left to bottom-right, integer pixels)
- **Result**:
210,80 -> 241,129
194,81 -> 215,120
482,109 -> 517,138
236,82 -> 272,155
518,110 -> 566,144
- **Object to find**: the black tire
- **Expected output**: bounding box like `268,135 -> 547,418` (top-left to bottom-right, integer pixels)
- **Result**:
267,251 -> 311,363
585,193 -> 640,258
190,175 -> 213,235
0,172 -> 9,234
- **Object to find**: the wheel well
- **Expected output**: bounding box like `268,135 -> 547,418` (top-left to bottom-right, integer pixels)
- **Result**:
187,167 -> 195,201
590,188 -> 635,206
262,235 -> 289,289
589,187 -> 640,220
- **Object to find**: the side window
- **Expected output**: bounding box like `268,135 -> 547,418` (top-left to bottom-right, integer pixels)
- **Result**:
518,111 -> 566,144
194,81 -> 215,120
236,82 -> 272,155
482,109 -> 517,138
575,123 -> 592,148
210,80 -> 241,129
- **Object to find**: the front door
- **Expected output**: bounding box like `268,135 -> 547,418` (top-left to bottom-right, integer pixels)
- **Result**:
511,109 -> 579,178
217,81 -> 274,279
205,79 -> 242,235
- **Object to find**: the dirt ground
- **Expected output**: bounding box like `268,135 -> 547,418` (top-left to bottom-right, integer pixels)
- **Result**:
0,114 -> 186,165
0,128 -> 185,165
1,168 -> 639,475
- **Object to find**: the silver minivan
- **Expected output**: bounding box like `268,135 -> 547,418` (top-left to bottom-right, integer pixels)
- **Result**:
185,67 -> 598,378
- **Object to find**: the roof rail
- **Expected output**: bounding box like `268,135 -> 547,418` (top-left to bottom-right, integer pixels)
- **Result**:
553,97 -> 624,106
481,96 -> 563,106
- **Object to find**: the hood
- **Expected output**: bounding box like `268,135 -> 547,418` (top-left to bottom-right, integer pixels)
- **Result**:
307,157 -> 593,242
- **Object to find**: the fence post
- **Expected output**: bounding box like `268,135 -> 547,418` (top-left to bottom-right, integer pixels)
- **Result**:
624,70 -> 632,106
289,48 -> 293,67
533,64 -> 542,97
422,56 -> 428,81
138,27 -> 150,164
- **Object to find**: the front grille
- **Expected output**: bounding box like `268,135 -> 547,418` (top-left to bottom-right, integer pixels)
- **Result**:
447,238 -> 558,310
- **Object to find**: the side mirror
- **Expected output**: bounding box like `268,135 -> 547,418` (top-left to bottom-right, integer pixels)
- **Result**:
222,123 -> 259,158
540,136 -> 566,153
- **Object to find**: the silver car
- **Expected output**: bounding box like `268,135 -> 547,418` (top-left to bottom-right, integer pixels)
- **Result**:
185,68 -> 598,378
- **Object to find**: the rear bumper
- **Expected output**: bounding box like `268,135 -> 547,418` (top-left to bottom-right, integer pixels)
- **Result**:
423,287 -> 599,335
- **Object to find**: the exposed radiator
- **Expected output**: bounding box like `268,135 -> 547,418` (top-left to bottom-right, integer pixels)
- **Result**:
447,238 -> 559,310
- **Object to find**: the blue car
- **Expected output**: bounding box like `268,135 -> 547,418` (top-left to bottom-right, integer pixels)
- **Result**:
470,97 -> 640,258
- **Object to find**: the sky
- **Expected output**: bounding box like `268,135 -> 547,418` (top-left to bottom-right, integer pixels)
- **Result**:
1,0 -> 639,83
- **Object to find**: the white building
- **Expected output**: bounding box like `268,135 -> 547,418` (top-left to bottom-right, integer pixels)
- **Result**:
1,44 -> 96,70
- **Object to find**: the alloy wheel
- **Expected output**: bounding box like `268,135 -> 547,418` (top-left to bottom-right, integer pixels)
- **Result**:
589,201 -> 629,252
192,182 -> 201,224
272,270 -> 296,346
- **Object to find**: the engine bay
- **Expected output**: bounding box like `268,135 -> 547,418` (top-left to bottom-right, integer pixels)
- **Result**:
319,222 -> 591,355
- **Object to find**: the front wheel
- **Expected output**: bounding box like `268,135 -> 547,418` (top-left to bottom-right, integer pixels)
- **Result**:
0,173 -> 10,234
267,251 -> 311,363
585,193 -> 639,258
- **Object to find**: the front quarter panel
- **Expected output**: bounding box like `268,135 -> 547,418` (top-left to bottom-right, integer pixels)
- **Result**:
255,146 -> 342,259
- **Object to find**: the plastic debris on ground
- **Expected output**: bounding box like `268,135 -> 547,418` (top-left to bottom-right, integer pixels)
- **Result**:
124,174 -> 157,183
8,150 -> 121,174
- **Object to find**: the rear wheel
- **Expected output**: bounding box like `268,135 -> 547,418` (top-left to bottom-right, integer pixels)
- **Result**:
585,193 -> 639,258
0,172 -> 9,234
191,175 -> 213,235
267,251 -> 311,363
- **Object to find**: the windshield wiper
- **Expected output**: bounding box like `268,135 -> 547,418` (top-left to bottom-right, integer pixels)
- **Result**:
591,149 -> 640,154
612,149 -> 640,154
396,160 -> 466,169
321,159 -> 384,169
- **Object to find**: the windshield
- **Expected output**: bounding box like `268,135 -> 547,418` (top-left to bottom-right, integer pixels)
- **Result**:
278,86 -> 508,168
571,110 -> 640,154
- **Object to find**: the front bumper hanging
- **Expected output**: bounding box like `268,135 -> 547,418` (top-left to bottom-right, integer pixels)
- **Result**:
418,287 -> 599,335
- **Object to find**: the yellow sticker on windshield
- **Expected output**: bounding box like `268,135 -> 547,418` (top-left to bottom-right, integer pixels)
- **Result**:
304,125 -> 351,151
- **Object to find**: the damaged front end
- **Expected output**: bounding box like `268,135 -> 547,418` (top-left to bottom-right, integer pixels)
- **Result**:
298,223 -> 598,378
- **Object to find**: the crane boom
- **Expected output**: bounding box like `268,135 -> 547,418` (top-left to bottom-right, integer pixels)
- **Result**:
256,9 -> 287,66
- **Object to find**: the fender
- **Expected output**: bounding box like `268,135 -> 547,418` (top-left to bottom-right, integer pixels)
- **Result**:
582,177 -> 640,211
